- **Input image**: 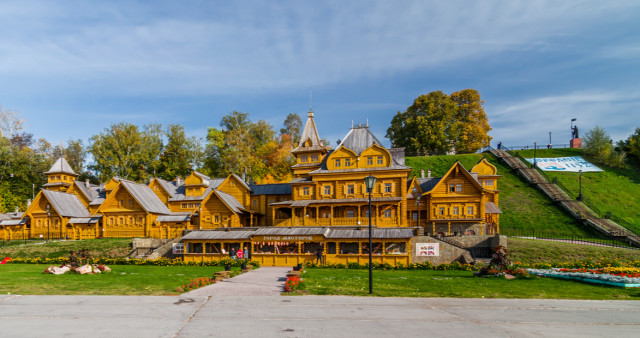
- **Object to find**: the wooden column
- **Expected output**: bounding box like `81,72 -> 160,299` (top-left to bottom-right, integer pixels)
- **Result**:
447,222 -> 451,236
330,206 -> 334,226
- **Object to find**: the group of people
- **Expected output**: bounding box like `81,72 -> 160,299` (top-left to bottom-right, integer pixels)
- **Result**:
225,245 -> 325,264
228,246 -> 250,260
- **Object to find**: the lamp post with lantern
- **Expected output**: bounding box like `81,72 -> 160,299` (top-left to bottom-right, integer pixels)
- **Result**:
363,174 -> 377,294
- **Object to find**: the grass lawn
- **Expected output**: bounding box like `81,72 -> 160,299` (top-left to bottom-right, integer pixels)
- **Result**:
508,238 -> 640,265
0,264 -> 227,296
406,153 -> 594,236
297,268 -> 640,300
514,148 -> 640,230
0,238 -> 133,259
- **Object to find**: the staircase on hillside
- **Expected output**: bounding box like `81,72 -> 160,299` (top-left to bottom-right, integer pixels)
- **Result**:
486,148 -> 640,247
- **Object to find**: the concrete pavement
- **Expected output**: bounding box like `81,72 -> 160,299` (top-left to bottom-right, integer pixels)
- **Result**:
1,267 -> 640,337
1,294 -> 640,337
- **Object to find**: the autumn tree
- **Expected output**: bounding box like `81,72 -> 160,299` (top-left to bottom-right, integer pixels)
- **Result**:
584,126 -> 627,168
386,89 -> 492,155
203,111 -> 295,182
618,127 -> 640,166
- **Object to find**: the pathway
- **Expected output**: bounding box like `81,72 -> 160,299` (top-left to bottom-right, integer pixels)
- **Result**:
183,266 -> 290,297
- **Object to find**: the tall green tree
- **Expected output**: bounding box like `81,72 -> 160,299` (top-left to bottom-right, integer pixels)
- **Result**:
158,124 -> 198,180
450,89 -> 493,153
280,113 -> 303,144
89,122 -> 165,182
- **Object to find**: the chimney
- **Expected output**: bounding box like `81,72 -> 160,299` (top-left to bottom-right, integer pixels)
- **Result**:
175,176 -> 183,186
85,179 -> 90,188
427,169 -> 432,178
420,169 -> 425,178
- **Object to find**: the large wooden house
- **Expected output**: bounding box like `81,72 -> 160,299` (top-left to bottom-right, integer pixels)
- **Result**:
0,111 -> 501,246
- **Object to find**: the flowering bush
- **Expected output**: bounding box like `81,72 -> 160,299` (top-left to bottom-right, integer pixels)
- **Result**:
284,275 -> 302,292
529,267 -> 640,286
6,257 -> 260,267
176,277 -> 214,293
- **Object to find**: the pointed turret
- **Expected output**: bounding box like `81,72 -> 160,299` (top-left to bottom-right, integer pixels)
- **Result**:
43,157 -> 79,192
291,111 -> 328,177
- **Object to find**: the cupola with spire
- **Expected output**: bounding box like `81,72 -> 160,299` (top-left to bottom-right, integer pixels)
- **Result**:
291,110 -> 328,177
43,157 -> 78,192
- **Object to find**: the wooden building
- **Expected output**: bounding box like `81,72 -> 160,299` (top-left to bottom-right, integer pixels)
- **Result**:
0,111 -> 501,251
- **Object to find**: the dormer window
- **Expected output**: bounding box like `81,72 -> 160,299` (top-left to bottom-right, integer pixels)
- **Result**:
367,157 -> 373,165
449,184 -> 455,192
335,159 -> 341,167
344,158 -> 351,167
456,184 -> 462,192
377,156 -> 383,165
311,154 -> 318,162
301,155 -> 308,163
485,179 -> 494,186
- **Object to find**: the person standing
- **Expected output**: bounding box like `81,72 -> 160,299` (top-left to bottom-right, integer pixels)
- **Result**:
316,246 -> 323,265
243,246 -> 250,260
230,247 -> 236,260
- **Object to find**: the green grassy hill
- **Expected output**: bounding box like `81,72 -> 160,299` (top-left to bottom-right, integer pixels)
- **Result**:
512,148 -> 640,230
406,153 -> 597,237
0,238 -> 132,259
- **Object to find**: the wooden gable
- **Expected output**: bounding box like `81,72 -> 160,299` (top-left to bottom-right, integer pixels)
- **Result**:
148,178 -> 171,204
23,191 -> 58,219
471,158 -> 497,176
427,162 -> 484,197
407,177 -> 422,194
359,144 -> 391,168
326,147 -> 358,170
97,183 -> 146,214
217,175 -> 250,207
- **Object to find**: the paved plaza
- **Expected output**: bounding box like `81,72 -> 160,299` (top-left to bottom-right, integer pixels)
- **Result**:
1,267 -> 639,337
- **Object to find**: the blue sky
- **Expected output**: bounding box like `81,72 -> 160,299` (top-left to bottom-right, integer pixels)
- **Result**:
1,1 -> 639,150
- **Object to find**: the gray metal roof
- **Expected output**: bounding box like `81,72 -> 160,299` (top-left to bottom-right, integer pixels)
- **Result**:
215,190 -> 245,214
0,219 -> 27,225
182,230 -> 254,240
42,190 -> 91,217
326,228 -> 414,239
338,126 -> 385,156
180,227 -> 414,240
121,181 -> 172,214
74,181 -> 101,201
485,202 -> 503,214
309,164 -> 411,175
156,178 -> 179,197
252,227 -> 330,236
292,111 -> 323,152
89,197 -> 105,206
418,177 -> 441,193
250,183 -> 292,195
69,216 -> 101,224
289,177 -> 312,184
44,157 -> 77,175
156,214 -> 191,222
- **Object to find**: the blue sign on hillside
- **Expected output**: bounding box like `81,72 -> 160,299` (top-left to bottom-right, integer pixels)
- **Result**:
524,156 -> 603,172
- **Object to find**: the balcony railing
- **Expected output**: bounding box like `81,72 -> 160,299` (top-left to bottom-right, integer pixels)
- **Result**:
276,217 -> 400,227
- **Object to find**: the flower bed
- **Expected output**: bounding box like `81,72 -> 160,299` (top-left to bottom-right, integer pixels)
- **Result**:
528,268 -> 640,287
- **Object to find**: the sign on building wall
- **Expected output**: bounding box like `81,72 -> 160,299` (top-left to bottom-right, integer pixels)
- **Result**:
416,243 -> 439,256
524,156 -> 602,172
173,243 -> 184,254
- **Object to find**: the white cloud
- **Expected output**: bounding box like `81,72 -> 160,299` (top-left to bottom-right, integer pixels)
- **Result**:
488,89 -> 640,146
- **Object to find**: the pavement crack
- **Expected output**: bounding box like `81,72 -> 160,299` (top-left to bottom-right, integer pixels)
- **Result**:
172,296 -> 210,338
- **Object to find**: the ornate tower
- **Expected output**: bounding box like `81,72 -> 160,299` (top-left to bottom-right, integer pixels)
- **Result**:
291,111 -> 327,178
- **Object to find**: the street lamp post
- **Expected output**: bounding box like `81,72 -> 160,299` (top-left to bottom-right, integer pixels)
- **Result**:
46,204 -> 50,242
364,175 -> 377,295
577,170 -> 583,201
533,142 -> 537,168
416,195 -> 421,230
